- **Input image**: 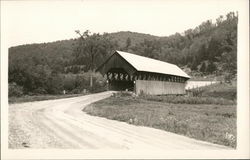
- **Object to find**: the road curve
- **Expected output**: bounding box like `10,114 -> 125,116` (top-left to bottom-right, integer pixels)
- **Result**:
9,91 -> 230,149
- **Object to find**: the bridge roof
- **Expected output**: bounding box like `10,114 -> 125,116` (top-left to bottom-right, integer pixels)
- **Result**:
116,51 -> 190,78
97,50 -> 190,79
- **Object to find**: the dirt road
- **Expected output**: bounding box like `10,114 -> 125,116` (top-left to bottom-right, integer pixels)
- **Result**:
9,91 -> 230,149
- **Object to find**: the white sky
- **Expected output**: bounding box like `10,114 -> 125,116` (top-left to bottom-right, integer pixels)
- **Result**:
2,0 -> 240,47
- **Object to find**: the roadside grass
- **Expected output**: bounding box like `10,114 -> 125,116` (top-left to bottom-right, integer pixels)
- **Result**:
84,95 -> 236,148
9,94 -> 85,104
140,94 -> 235,105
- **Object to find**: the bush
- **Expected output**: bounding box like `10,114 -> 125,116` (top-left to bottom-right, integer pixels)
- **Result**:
111,91 -> 135,99
192,89 -> 204,97
63,74 -> 77,91
9,83 -> 24,97
71,88 -> 82,94
33,87 -> 47,94
46,74 -> 64,94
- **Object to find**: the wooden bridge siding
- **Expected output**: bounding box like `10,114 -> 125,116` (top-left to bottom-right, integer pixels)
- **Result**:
135,80 -> 186,95
97,53 -> 137,75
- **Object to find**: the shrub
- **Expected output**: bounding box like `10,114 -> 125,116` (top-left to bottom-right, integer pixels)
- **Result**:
8,83 -> 24,97
71,88 -> 82,94
91,81 -> 107,93
33,87 -> 47,94
111,91 -> 134,98
63,74 -> 77,91
192,89 -> 204,97
46,74 -> 64,94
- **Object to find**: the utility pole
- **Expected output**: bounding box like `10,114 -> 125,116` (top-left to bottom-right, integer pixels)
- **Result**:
75,30 -> 93,90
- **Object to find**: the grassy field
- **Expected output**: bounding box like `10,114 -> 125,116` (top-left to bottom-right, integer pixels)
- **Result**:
83,83 -> 237,148
9,94 -> 86,104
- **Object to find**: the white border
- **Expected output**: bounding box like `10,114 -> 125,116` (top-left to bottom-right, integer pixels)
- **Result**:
1,0 -> 249,159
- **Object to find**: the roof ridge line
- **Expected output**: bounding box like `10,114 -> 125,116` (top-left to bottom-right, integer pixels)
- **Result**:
116,50 -> 176,66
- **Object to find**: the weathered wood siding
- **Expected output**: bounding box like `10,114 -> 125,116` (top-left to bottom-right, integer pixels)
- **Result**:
135,80 -> 186,95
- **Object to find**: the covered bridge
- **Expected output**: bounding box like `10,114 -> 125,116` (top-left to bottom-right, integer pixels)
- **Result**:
97,50 -> 190,95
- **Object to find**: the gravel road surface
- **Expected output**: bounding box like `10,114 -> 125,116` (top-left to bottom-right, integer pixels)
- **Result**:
9,91 -> 230,149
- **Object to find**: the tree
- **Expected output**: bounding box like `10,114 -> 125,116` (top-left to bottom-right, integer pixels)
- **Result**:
199,62 -> 207,73
46,73 -> 63,94
190,56 -> 198,71
221,50 -> 237,81
216,15 -> 224,26
73,30 -> 117,91
132,39 -> 161,59
206,61 -> 217,74
125,37 -> 131,51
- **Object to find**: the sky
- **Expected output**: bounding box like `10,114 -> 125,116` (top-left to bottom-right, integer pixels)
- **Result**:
2,0 -> 241,47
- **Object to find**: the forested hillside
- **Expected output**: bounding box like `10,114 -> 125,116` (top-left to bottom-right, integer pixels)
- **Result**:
9,12 -> 237,96
109,31 -> 159,48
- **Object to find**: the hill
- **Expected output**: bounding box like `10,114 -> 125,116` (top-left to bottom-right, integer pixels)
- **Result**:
9,31 -> 157,69
108,31 -> 159,48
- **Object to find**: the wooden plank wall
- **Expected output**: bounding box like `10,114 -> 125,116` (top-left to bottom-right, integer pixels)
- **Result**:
98,53 -> 136,75
135,80 -> 186,95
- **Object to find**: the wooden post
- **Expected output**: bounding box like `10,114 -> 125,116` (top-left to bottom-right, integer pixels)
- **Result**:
112,73 -> 115,80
